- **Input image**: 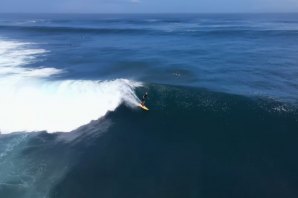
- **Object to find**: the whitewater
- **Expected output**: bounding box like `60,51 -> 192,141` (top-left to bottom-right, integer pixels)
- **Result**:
0,39 -> 141,133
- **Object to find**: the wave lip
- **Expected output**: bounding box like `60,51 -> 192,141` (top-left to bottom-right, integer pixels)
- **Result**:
0,39 -> 141,134
0,78 -> 141,134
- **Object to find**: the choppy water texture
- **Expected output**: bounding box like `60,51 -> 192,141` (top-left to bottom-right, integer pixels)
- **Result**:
0,14 -> 298,198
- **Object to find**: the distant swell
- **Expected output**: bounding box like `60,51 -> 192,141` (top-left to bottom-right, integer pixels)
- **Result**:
1,24 -> 298,37
0,25 -> 155,35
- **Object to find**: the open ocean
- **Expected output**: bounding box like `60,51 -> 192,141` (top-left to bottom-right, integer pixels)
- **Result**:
0,13 -> 298,198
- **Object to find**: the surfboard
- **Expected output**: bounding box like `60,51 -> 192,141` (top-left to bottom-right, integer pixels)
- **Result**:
138,104 -> 149,111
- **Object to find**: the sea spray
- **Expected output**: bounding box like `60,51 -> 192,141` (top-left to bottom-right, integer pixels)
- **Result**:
0,39 -> 141,133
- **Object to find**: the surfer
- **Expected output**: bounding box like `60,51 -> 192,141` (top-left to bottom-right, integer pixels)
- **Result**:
141,92 -> 148,106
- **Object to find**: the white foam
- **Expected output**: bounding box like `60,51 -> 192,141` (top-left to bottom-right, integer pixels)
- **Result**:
0,39 -> 141,133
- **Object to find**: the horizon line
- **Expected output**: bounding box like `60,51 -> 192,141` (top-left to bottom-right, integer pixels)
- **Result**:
0,12 -> 298,15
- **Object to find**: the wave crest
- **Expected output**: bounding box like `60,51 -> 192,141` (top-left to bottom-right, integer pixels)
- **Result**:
0,39 -> 141,133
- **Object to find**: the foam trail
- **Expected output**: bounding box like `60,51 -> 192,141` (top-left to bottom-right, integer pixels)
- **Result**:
0,39 -> 141,133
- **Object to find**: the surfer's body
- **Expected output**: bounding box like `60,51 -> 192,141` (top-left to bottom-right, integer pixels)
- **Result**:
138,92 -> 149,111
141,92 -> 148,106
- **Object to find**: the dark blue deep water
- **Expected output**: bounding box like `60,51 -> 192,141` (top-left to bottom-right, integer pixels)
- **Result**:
0,14 -> 298,198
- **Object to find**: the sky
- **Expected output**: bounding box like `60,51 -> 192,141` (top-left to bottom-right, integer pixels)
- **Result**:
0,0 -> 298,13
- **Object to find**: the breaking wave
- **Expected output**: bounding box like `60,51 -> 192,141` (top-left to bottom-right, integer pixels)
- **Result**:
0,39 -> 141,133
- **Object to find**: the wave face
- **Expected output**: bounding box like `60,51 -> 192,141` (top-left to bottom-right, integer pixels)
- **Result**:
1,84 -> 297,198
0,39 -> 141,133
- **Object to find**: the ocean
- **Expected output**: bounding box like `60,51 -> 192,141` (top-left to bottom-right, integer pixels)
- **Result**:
0,13 -> 298,198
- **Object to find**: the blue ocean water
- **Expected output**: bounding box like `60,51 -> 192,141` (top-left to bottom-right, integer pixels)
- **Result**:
1,13 -> 298,101
0,14 -> 298,198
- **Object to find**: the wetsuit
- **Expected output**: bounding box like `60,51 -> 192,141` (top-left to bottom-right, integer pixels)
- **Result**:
141,93 -> 148,105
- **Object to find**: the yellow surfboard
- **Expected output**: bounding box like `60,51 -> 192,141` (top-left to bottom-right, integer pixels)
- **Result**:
138,104 -> 149,111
